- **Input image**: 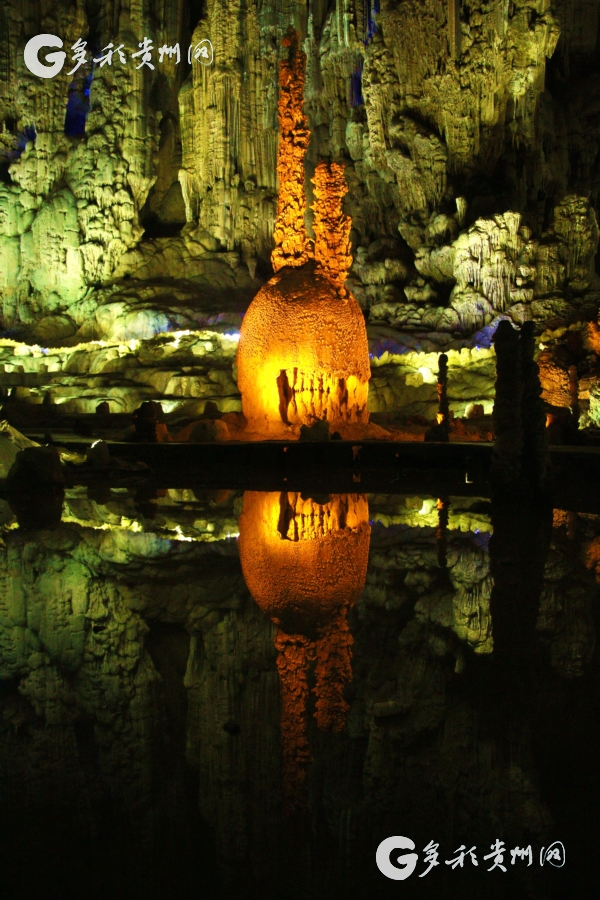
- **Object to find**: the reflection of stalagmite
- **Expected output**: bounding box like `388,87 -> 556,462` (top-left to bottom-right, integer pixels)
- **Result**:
238,491 -> 370,810
273,630 -> 312,808
237,31 -> 370,437
313,610 -> 353,731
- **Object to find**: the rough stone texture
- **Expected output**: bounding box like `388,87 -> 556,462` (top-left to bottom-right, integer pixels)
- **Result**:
312,160 -> 353,293
271,29 -> 313,272
0,2 -> 595,427
237,266 -> 370,435
0,329 -> 242,415
0,328 -> 499,422
0,0 -> 193,327
0,419 -> 38,475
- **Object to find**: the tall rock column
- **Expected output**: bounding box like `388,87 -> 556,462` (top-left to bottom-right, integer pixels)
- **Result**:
491,320 -> 523,484
492,319 -> 552,490
311,160 -> 352,294
271,29 -> 313,272
520,320 -> 552,490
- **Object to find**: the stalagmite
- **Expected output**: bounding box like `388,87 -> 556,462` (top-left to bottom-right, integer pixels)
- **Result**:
271,30 -> 313,273
491,320 -> 523,484
492,319 -> 552,489
425,353 -> 450,441
237,30 -> 370,437
520,320 -> 552,490
312,161 -> 353,295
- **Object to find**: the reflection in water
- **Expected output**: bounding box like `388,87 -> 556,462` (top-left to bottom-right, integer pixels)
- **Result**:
8,486 -> 64,530
0,484 -> 598,899
239,492 -> 370,809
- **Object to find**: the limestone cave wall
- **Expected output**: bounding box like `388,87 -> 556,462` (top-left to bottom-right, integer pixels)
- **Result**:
0,0 -> 598,437
0,0 -> 597,351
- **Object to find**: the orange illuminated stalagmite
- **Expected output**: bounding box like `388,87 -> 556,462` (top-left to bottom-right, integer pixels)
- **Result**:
238,491 -> 371,810
237,268 -> 370,435
312,161 -> 353,296
236,31 -> 370,438
271,29 -> 312,273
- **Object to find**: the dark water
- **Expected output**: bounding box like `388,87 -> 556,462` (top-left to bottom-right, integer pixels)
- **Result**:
0,485 -> 598,900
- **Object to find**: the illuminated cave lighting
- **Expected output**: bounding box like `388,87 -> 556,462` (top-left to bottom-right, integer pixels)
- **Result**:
418,365 -> 435,383
60,511 -> 231,543
270,30 -> 312,273
237,31 -> 370,437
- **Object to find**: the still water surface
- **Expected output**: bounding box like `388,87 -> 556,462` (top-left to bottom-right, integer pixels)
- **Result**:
0,485 -> 598,900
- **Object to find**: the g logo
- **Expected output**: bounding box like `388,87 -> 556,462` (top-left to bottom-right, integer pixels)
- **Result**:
24,34 -> 66,78
376,836 -> 419,881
